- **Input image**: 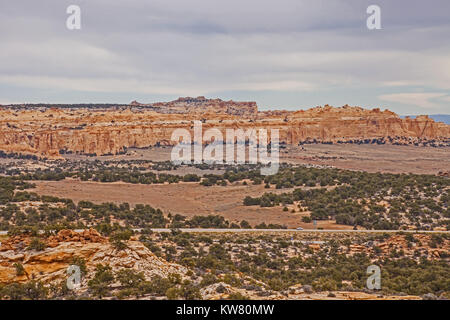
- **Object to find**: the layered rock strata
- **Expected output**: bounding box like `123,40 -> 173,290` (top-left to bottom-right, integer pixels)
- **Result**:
1,99 -> 449,158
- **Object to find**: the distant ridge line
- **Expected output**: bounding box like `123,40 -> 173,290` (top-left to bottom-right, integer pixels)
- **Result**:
401,115 -> 450,125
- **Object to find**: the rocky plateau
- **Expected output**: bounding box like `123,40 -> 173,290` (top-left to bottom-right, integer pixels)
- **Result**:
1,97 -> 449,158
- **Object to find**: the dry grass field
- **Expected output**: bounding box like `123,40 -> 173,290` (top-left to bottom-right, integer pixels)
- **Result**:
31,179 -> 350,229
29,144 -> 450,229
63,144 -> 450,175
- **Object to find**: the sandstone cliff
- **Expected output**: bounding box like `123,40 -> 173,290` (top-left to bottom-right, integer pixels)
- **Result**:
0,100 -> 449,158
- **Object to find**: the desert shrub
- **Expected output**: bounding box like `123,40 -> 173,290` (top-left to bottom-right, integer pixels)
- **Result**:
0,281 -> 48,300
227,292 -> 249,300
13,263 -> 25,276
88,264 -> 115,298
27,238 -> 46,251
116,269 -> 145,289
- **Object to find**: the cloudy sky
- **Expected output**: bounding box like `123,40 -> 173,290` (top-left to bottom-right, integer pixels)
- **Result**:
0,0 -> 449,115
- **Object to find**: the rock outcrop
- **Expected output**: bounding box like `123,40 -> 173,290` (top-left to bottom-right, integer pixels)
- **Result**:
341,234 -> 450,259
149,96 -> 258,116
0,230 -> 186,284
0,99 -> 449,158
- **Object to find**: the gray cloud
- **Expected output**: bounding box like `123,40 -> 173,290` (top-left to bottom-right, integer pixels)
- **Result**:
0,0 -> 449,114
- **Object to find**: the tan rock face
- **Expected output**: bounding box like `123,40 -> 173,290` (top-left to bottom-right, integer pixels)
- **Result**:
342,234 -> 450,259
1,101 -> 449,158
0,229 -> 107,252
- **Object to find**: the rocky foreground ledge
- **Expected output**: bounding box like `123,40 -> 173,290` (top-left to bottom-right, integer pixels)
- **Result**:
1,230 -> 447,300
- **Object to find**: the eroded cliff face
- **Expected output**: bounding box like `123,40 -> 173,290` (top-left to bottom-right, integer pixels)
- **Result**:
0,100 -> 449,158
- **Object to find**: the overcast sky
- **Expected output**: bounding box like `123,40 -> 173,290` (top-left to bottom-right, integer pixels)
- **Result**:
0,0 -> 449,115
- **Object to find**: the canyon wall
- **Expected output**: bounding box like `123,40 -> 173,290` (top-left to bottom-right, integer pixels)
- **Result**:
0,99 -> 449,158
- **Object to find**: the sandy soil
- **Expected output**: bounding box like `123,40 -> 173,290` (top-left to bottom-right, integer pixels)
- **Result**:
30,179 -> 350,229
282,144 -> 450,174
63,145 -> 450,175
